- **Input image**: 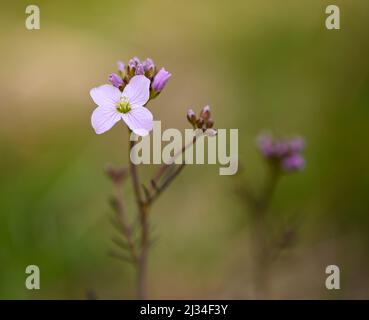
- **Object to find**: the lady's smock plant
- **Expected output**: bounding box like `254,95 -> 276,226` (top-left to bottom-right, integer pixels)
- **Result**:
257,134 -> 305,172
89,57 -> 214,300
235,132 -> 306,298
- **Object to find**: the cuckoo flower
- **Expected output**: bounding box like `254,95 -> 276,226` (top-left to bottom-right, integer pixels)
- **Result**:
257,134 -> 306,172
90,75 -> 153,136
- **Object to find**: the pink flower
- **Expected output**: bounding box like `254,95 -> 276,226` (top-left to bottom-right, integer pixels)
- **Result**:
90,75 -> 153,136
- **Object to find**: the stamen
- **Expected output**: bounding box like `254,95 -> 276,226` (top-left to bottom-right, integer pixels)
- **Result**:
116,97 -> 131,114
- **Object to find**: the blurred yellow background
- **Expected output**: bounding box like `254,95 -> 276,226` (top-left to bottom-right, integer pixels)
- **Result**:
1,0 -> 369,299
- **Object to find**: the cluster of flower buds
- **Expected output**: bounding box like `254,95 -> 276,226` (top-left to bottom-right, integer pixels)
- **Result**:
108,56 -> 171,99
257,134 -> 305,172
187,105 -> 217,136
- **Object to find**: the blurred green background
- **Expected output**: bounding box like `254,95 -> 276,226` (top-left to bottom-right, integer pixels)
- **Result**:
1,0 -> 369,299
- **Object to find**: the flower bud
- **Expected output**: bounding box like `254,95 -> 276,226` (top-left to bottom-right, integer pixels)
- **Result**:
282,153 -> 305,172
152,68 -> 172,93
200,105 -> 211,120
117,61 -> 125,73
288,137 -> 305,153
196,117 -> 204,129
135,63 -> 145,75
108,73 -> 123,88
187,109 -> 197,126
143,58 -> 155,78
127,58 -> 138,76
257,134 -> 274,157
206,118 -> 214,128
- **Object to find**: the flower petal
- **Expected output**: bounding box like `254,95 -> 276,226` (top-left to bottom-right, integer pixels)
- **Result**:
90,84 -> 121,108
122,107 -> 153,136
91,106 -> 122,134
122,75 -> 150,108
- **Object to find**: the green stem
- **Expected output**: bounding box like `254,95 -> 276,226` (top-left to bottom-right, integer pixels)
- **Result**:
128,130 -> 150,300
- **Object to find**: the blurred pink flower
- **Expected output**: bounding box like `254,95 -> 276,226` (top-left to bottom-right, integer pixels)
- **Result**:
90,75 -> 153,136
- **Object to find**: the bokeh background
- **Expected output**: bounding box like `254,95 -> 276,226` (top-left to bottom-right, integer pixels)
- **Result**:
1,0 -> 369,299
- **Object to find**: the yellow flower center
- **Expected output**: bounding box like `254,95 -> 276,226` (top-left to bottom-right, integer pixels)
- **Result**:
116,97 -> 131,114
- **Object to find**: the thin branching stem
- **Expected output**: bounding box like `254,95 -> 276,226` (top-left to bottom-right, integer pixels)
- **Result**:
152,136 -> 197,185
250,165 -> 281,298
147,164 -> 186,205
125,130 -> 198,299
